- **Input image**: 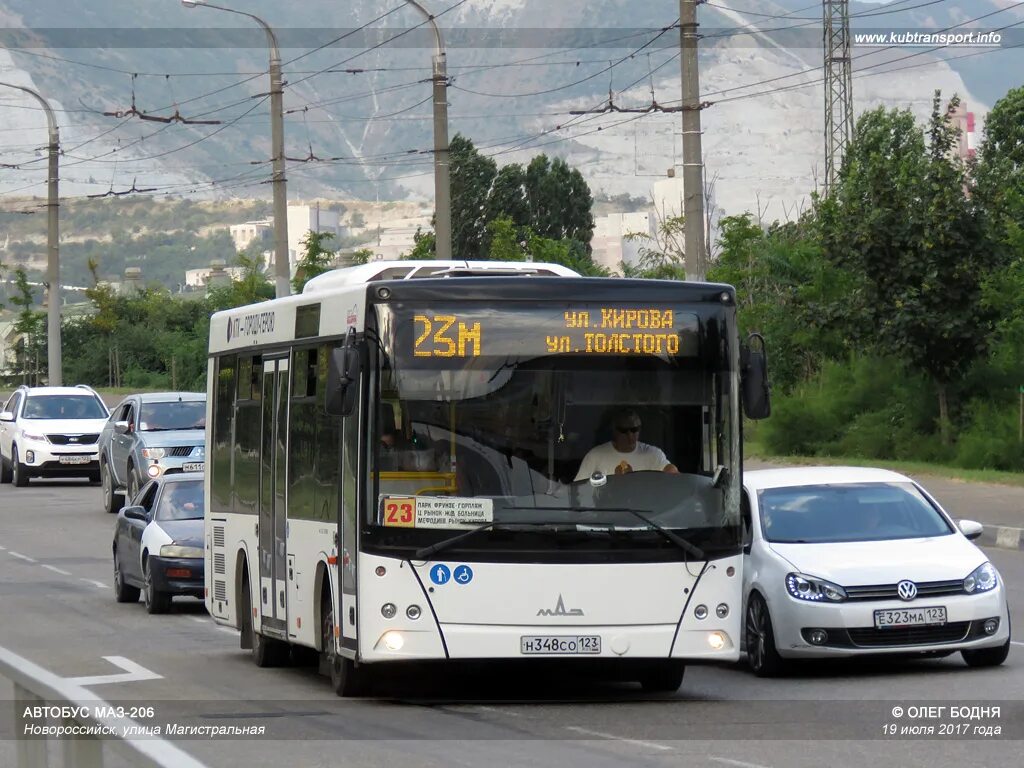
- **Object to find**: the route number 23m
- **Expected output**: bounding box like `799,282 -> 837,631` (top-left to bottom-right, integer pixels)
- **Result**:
383,499 -> 415,527
413,314 -> 483,358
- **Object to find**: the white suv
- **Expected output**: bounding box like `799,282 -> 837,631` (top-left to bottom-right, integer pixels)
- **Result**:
0,385 -> 110,487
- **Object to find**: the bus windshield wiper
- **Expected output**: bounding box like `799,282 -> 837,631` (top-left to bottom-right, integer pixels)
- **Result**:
414,522 -> 497,560
502,505 -> 705,560
619,508 -> 705,560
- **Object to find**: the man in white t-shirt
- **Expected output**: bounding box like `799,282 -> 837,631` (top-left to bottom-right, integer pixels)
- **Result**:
575,407 -> 678,481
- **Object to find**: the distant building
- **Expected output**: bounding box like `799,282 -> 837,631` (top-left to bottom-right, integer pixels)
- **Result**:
286,204 -> 343,269
591,212 -> 656,272
0,317 -> 20,377
229,220 -> 272,252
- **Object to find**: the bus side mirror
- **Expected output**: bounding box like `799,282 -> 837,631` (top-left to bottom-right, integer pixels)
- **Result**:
326,345 -> 362,417
741,333 -> 771,420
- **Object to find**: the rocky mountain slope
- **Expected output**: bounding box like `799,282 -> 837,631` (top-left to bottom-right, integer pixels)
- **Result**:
0,0 -> 1020,219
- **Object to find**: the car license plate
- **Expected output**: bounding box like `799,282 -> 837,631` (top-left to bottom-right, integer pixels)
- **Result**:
520,635 -> 601,655
874,606 -> 947,629
181,462 -> 205,473
59,455 -> 91,465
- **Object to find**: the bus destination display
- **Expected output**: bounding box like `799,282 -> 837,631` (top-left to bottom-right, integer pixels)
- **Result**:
406,306 -> 698,360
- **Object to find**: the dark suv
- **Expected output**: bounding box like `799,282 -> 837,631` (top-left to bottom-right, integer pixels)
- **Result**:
97,392 -> 206,514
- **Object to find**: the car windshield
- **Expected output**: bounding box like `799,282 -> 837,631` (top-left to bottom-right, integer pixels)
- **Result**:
156,480 -> 204,521
756,482 -> 954,543
139,401 -> 205,431
23,395 -> 107,420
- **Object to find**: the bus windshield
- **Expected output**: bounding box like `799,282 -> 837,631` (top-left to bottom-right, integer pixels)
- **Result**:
367,302 -> 740,560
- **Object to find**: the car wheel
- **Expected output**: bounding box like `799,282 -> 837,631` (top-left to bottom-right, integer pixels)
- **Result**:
143,560 -> 171,614
113,550 -> 140,603
321,584 -> 366,696
0,454 -> 12,484
101,460 -> 124,514
745,593 -> 788,677
126,466 -> 140,504
11,446 -> 28,487
638,661 -> 686,693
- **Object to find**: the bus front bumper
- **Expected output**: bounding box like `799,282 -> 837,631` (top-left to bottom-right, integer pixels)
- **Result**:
360,623 -> 739,663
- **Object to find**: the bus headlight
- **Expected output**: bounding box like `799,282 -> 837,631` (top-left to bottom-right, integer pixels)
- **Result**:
707,632 -> 726,650
382,631 -> 404,651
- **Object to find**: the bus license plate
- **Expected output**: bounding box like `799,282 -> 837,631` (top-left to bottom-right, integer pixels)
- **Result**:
520,635 -> 601,655
181,462 -> 205,473
874,606 -> 946,629
59,456 -> 90,465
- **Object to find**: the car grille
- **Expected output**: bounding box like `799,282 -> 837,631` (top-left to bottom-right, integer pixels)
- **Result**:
847,622 -> 971,647
169,446 -> 195,457
843,579 -> 965,601
46,433 -> 100,445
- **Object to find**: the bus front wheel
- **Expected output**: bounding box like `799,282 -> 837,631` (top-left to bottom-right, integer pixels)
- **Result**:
320,586 -> 366,697
240,571 -> 287,667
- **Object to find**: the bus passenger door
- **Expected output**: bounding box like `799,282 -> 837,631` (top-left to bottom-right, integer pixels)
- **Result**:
259,356 -> 290,638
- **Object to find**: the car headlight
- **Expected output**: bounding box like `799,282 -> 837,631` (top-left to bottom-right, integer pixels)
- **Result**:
963,562 -> 998,594
141,447 -> 166,459
786,573 -> 847,602
160,545 -> 203,558
22,431 -> 47,442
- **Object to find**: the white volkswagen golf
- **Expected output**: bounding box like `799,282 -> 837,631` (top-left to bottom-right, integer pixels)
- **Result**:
742,467 -> 1011,676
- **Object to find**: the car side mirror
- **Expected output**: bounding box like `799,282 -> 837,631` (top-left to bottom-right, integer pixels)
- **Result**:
741,333 -> 771,420
114,421 -> 131,435
0,411 -> 14,423
325,341 -> 363,417
958,519 -> 984,541
123,506 -> 150,522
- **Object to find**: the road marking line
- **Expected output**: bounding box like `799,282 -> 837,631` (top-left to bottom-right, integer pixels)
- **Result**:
0,545 -> 6,550
710,758 -> 772,768
1011,641 -> 1024,647
217,627 -> 236,635
65,656 -> 163,687
41,564 -> 72,576
79,578 -> 107,589
474,705 -> 522,717
189,616 -> 208,624
8,551 -> 37,563
565,726 -> 672,751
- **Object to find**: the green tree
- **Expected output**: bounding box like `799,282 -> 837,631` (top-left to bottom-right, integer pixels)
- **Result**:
349,248 -> 374,266
291,231 -> 337,293
524,155 -> 594,245
818,92 -> 997,442
207,252 -> 274,311
449,134 -> 498,260
974,85 -> 1024,260
10,268 -> 46,385
622,215 -> 688,280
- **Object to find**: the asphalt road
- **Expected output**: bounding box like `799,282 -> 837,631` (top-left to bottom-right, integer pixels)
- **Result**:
0,479 -> 1021,768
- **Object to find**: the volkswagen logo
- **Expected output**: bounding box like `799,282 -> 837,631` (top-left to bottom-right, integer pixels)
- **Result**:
897,580 -> 918,601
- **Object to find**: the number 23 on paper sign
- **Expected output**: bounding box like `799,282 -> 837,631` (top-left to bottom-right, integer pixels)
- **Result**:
383,498 -> 416,527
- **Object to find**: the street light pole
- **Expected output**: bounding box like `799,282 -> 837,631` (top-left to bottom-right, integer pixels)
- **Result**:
0,81 -> 61,385
404,1 -> 452,261
182,0 -> 291,296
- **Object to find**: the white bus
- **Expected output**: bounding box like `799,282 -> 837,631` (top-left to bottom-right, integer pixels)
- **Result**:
204,260 -> 770,695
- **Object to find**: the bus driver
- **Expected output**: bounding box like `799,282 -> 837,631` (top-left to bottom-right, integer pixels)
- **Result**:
575,407 -> 679,481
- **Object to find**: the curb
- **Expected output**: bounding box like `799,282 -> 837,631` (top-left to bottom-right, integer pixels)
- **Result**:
978,524 -> 1024,552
